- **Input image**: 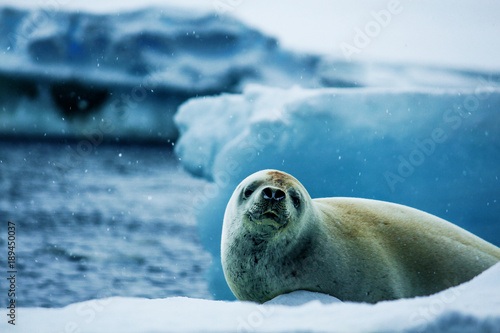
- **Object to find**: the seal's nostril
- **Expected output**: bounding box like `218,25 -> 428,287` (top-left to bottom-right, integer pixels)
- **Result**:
263,187 -> 273,200
263,187 -> 286,201
274,189 -> 285,201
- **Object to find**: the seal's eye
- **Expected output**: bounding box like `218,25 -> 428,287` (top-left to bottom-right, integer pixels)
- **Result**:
243,189 -> 254,199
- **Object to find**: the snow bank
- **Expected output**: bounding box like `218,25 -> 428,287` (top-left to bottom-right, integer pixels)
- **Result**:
175,84 -> 500,299
3,263 -> 500,333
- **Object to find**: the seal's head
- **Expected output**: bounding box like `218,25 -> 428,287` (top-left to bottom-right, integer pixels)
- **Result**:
224,169 -> 311,238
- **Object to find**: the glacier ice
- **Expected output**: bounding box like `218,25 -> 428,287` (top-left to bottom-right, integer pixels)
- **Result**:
1,6 -> 497,142
0,6 -> 321,141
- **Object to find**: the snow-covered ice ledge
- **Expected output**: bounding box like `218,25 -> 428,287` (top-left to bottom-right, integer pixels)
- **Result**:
3,263 -> 500,332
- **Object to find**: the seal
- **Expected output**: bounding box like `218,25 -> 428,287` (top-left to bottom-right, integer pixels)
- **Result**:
221,169 -> 500,303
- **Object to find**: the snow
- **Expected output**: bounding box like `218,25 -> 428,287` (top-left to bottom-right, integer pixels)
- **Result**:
3,263 -> 500,332
174,83 -> 500,299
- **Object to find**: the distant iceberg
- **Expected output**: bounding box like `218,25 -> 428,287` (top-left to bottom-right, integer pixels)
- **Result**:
175,84 -> 500,299
1,6 -> 497,142
0,6 -> 321,141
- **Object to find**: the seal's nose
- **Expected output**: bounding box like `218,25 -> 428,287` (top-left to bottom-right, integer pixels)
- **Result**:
262,187 -> 286,201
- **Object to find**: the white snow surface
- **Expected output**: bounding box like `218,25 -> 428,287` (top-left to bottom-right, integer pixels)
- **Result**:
3,263 -> 500,333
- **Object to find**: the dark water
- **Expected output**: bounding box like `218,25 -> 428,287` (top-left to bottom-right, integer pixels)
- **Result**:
0,140 -> 212,308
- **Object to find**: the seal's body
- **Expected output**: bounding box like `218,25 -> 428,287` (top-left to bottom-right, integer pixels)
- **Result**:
221,170 -> 500,303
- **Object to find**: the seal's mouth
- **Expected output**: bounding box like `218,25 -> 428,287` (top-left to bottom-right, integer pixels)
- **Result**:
262,210 -> 279,220
246,209 -> 288,233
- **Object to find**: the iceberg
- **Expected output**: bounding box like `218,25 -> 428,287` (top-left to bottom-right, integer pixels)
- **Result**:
0,6 -> 321,141
1,6 -> 496,142
175,83 -> 500,299
3,263 -> 500,333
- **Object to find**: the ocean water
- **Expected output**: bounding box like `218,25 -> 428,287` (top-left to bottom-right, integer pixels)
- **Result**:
0,140 -> 212,308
